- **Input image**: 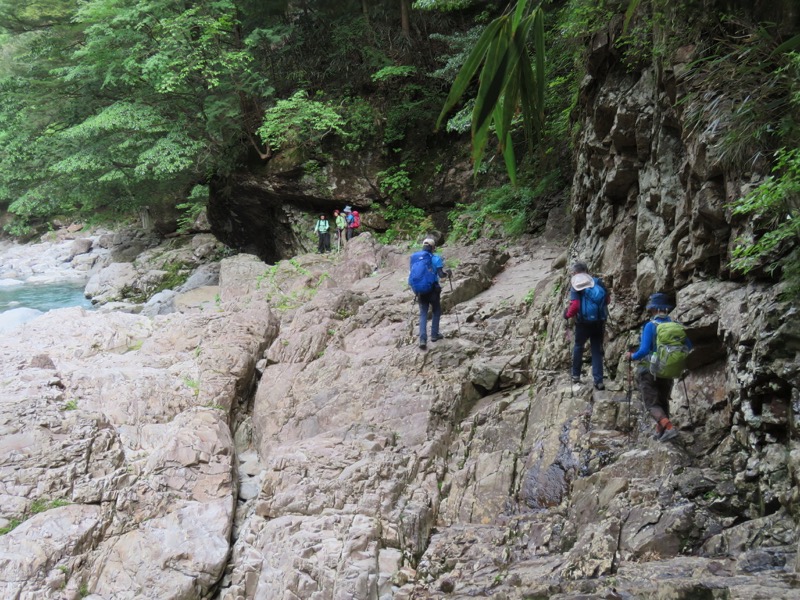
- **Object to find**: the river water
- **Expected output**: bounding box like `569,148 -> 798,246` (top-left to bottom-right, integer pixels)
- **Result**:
0,281 -> 92,334
0,281 -> 92,313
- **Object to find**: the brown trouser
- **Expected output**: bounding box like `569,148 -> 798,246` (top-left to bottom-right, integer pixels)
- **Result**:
636,369 -> 673,423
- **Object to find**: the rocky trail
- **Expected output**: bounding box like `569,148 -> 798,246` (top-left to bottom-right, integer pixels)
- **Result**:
1,231 -> 796,599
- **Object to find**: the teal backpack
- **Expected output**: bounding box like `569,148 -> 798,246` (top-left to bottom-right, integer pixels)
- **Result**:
649,320 -> 690,379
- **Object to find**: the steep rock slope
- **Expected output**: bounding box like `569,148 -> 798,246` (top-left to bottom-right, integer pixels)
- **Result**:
219,233 -> 798,599
0,230 -> 796,598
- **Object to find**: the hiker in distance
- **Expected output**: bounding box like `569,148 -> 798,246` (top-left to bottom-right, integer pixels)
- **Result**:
343,206 -> 355,241
408,237 -> 452,350
313,214 -> 331,254
334,209 -> 346,250
625,292 -> 693,443
564,261 -> 608,390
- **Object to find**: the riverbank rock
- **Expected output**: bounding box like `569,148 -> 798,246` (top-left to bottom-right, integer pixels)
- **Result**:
0,253 -> 276,599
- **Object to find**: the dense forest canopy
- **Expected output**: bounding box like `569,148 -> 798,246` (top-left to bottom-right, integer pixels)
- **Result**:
0,0 -> 797,285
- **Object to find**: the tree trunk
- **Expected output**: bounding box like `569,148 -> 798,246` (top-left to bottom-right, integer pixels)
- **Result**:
362,0 -> 370,27
400,0 -> 410,38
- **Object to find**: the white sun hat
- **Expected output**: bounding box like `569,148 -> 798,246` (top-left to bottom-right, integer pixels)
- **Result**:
571,273 -> 595,291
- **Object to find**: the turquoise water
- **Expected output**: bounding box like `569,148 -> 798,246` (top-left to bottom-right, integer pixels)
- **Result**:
0,281 -> 92,314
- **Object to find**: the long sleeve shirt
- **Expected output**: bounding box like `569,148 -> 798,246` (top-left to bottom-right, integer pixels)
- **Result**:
314,219 -> 330,233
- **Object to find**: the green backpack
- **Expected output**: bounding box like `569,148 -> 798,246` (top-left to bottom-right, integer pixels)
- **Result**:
649,320 -> 690,379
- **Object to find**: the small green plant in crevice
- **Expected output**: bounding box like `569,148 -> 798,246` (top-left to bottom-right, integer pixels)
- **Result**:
127,340 -> 143,352
30,498 -> 70,514
79,582 -> 89,598
156,261 -> 191,295
64,399 -> 78,411
288,258 -> 311,276
0,518 -> 21,535
183,376 -> 200,397
524,289 -> 536,306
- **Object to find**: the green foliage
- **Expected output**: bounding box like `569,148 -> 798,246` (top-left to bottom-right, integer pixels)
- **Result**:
257,90 -> 346,152
156,262 -> 191,295
0,518 -> 21,535
524,289 -> 535,306
0,0 -> 266,233
177,185 -> 209,233
449,173 -> 559,240
377,202 -> 432,245
64,399 -> 78,411
437,0 -> 546,184
377,164 -> 413,200
372,65 -> 417,82
30,498 -> 70,514
414,0 -> 476,10
730,147 -> 800,292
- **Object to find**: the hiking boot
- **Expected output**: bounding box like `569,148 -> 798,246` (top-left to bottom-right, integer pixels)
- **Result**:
659,428 -> 679,443
571,376 -> 581,384
594,382 -> 605,391
419,340 -> 427,350
431,334 -> 444,342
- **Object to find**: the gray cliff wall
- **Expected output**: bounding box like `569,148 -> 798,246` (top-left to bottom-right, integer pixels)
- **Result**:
566,23 -> 800,563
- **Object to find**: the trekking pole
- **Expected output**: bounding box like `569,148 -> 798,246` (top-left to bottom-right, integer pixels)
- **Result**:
681,372 -> 692,427
446,273 -> 462,335
626,358 -> 633,447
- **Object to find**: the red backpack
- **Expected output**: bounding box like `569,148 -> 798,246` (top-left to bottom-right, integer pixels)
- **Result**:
352,211 -> 360,228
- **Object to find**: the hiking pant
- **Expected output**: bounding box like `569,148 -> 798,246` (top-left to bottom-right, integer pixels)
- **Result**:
317,231 -> 330,253
345,227 -> 354,241
572,321 -> 604,384
636,369 -> 673,422
417,284 -> 441,342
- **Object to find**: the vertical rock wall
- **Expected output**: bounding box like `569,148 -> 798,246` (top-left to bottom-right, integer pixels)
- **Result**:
567,20 -> 799,563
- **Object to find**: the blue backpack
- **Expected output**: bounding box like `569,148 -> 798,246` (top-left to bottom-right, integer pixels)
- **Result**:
578,279 -> 607,322
408,250 -> 437,294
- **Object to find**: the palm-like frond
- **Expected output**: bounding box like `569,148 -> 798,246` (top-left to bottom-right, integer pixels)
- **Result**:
436,0 -> 545,184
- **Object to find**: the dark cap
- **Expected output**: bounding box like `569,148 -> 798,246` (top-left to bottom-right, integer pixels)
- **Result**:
646,292 -> 673,312
571,261 -> 588,274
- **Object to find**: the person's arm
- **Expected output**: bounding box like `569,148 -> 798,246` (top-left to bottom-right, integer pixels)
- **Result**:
564,288 -> 580,319
564,299 -> 580,319
432,255 -> 450,278
630,322 -> 656,361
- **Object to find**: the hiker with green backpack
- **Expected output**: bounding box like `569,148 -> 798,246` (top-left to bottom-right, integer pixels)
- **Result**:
624,292 -> 693,443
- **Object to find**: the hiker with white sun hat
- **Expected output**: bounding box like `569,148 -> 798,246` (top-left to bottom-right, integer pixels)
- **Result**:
563,261 -> 609,390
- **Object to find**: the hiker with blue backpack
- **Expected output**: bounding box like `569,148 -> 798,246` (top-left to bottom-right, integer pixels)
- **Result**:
564,261 -> 608,390
408,237 -> 451,350
624,292 -> 693,443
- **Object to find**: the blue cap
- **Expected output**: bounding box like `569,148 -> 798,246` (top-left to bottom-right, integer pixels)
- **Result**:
646,292 -> 673,311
